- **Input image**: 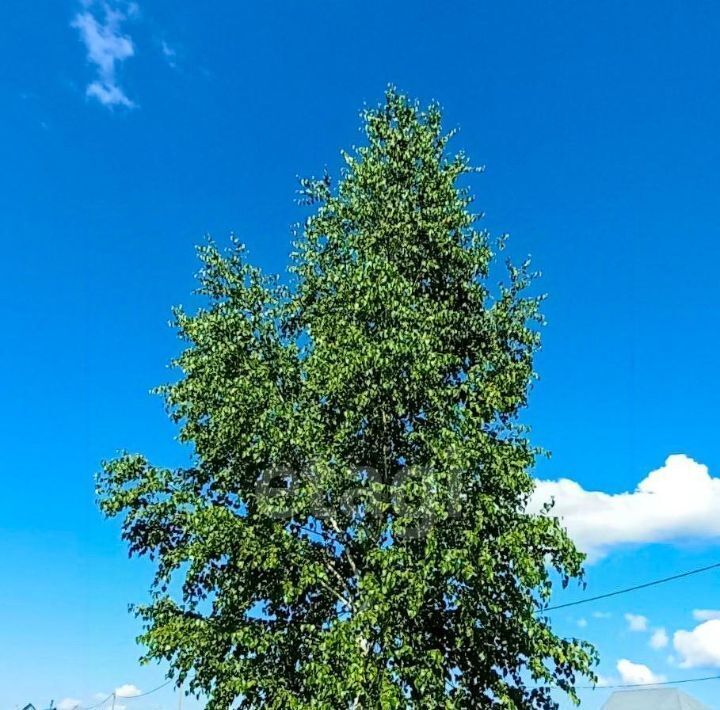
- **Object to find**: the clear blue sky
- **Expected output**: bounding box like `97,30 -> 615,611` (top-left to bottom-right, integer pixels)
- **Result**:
3,1 -> 720,707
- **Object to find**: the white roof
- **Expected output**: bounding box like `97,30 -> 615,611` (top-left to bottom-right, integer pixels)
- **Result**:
601,687 -> 710,710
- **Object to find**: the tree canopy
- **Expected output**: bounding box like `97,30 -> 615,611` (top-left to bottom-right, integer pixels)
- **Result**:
98,89 -> 596,708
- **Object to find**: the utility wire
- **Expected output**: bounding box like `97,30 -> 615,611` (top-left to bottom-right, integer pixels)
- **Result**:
75,681 -> 174,710
289,522 -> 720,615
77,693 -> 113,710
43,562 -> 720,707
581,673 -> 720,690
121,681 -> 174,699
286,522 -> 720,616
538,561 -> 720,613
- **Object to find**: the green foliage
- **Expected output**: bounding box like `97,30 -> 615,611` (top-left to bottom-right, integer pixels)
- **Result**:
98,89 -> 596,708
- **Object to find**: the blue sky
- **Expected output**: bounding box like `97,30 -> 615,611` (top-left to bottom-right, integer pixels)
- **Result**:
2,0 -> 720,707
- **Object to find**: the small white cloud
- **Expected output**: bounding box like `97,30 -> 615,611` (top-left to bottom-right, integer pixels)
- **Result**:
115,684 -> 142,697
674,619 -> 720,668
593,611 -> 612,619
595,674 -> 612,687
577,617 -> 588,628
693,609 -> 720,622
625,613 -> 649,632
530,455 -> 720,560
57,699 -> 82,710
650,628 -> 669,650
72,1 -> 137,108
86,80 -> 132,107
160,39 -> 177,67
616,658 -> 666,685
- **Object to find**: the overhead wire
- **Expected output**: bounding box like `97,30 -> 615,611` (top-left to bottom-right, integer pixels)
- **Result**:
120,680 -> 174,699
581,673 -> 720,690
538,561 -> 720,613
76,694 -> 114,710
74,681 -> 174,710
40,561 -> 720,705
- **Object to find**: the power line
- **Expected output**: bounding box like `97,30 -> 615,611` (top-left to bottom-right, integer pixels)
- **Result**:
77,694 -> 113,710
290,523 -> 720,616
538,561 -> 720,613
75,681 -> 174,710
33,562 -> 720,707
122,681 -> 174,699
582,673 -> 720,690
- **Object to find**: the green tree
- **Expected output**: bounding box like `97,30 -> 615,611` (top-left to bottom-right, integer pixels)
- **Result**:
98,90 -> 596,708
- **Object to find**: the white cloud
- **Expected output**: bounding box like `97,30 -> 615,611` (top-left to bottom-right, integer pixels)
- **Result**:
616,659 -> 666,685
596,674 -> 612,687
530,455 -> 720,560
72,1 -> 136,107
86,81 -> 133,106
161,39 -> 177,67
57,699 -> 81,710
693,609 -> 720,622
650,628 -> 669,650
674,619 -> 720,668
625,613 -> 649,632
593,611 -> 612,619
577,617 -> 588,628
115,684 -> 142,697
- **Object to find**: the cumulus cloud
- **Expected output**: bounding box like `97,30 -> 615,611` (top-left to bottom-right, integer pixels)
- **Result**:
616,659 -> 666,685
72,1 -> 137,107
57,699 -> 81,710
693,609 -> 720,622
625,613 -> 649,632
530,455 -> 720,560
115,684 -> 142,697
674,619 -> 720,668
650,628 -> 669,650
